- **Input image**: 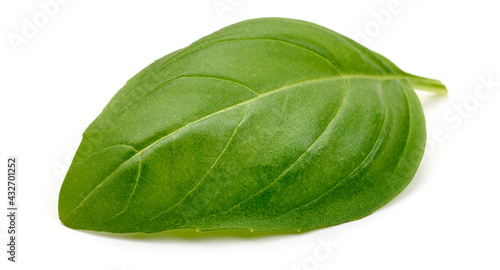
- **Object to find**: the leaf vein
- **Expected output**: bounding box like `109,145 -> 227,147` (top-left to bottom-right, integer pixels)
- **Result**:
61,149 -> 140,221
161,37 -> 345,76
105,153 -> 143,222
252,38 -> 344,75
190,79 -> 351,222
150,105 -> 249,221
120,75 -> 257,114
273,80 -> 389,219
334,34 -> 387,74
383,80 -> 413,185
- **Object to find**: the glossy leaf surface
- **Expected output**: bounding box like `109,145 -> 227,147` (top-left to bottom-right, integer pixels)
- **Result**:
58,18 -> 446,233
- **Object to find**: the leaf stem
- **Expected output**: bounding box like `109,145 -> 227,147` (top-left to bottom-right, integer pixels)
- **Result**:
404,73 -> 447,95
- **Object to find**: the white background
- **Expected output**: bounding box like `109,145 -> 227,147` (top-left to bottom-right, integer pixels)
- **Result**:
1,0 -> 499,269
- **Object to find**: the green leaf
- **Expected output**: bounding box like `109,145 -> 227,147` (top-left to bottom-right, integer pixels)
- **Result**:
58,17 -> 446,234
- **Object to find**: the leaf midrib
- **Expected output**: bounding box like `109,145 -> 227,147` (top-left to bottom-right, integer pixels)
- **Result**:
63,74 -> 408,219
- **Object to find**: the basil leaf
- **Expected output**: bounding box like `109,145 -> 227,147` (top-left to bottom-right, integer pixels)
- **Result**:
58,18 -> 446,234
